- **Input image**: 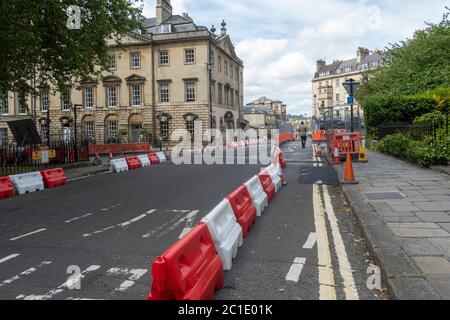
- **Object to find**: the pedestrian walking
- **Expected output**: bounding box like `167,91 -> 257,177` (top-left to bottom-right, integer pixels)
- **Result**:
298,121 -> 308,149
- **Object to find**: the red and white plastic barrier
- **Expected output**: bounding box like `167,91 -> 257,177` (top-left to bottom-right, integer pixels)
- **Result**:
146,149 -> 288,300
1,168 -> 69,200
202,199 -> 243,271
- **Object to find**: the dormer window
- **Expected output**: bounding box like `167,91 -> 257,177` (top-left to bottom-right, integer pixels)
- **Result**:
162,24 -> 172,33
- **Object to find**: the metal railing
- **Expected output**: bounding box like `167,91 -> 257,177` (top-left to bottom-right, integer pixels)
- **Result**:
1,137 -> 89,176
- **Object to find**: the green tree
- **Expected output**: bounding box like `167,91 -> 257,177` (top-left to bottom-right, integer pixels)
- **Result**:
357,7 -> 450,101
0,0 -> 144,104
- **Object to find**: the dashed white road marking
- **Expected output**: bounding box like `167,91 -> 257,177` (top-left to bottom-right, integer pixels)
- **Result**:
65,213 -> 93,224
107,268 -> 148,292
303,233 -> 317,249
18,265 -> 100,300
322,185 -> 359,300
83,209 -> 156,237
178,210 -> 200,239
313,184 -> 337,300
10,228 -> 47,241
142,212 -> 186,238
142,210 -> 199,239
0,254 -> 20,265
0,261 -> 52,288
285,258 -> 307,283
101,203 -> 122,212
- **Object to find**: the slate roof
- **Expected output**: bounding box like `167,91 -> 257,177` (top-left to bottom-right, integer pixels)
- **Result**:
314,52 -> 383,79
244,104 -> 275,115
144,14 -> 202,34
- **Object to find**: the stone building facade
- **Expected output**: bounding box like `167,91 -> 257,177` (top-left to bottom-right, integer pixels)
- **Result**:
311,47 -> 383,120
0,0 -> 244,146
246,97 -> 287,122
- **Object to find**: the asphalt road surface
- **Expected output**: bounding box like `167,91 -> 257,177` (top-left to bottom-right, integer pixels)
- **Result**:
0,142 -> 386,300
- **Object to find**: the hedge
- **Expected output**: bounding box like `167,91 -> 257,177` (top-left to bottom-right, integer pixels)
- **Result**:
362,87 -> 450,131
375,133 -> 449,168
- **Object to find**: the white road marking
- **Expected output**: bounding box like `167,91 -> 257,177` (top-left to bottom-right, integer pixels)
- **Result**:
322,185 -> 359,300
178,210 -> 199,239
313,184 -> 337,300
303,233 -> 317,249
65,213 -> 93,224
10,228 -> 47,241
0,261 -> 52,288
101,203 -> 122,212
107,268 -> 148,292
83,210 -> 156,237
166,210 -> 191,213
18,265 -> 100,300
0,254 -> 20,265
285,258 -> 306,283
142,212 -> 185,238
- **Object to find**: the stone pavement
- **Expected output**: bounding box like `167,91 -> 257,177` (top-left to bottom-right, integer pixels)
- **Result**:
333,150 -> 450,300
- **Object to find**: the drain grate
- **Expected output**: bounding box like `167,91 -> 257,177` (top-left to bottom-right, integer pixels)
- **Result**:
364,192 -> 405,201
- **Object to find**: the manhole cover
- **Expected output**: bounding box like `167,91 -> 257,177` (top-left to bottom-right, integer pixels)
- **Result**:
364,192 -> 405,201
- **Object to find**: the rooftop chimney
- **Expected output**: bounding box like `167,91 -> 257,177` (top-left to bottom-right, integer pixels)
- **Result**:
316,59 -> 326,72
357,47 -> 369,64
156,0 -> 172,24
182,12 -> 193,21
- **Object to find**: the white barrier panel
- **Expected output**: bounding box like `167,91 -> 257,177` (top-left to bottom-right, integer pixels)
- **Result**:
202,199 -> 243,271
244,175 -> 268,217
156,152 -> 167,163
138,154 -> 151,167
266,164 -> 282,192
9,172 -> 44,195
110,158 -> 129,173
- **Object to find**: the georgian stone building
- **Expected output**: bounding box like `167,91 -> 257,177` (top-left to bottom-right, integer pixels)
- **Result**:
246,97 -> 287,122
311,47 -> 383,120
0,0 -> 244,146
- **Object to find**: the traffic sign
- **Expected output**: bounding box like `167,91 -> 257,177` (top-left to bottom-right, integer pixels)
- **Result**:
347,96 -> 354,105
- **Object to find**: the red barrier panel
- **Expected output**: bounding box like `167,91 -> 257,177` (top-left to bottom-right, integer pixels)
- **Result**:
88,143 -> 150,156
312,130 -> 327,142
328,133 -> 363,156
258,171 -> 276,204
226,186 -> 257,238
0,176 -> 14,200
276,133 -> 295,145
278,152 -> 287,169
126,156 -> 142,170
147,222 -> 224,300
40,168 -> 68,189
148,152 -> 160,165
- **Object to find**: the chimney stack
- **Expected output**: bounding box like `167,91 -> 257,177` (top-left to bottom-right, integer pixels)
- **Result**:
357,47 -> 369,64
182,12 -> 193,21
316,59 -> 326,72
156,0 -> 172,24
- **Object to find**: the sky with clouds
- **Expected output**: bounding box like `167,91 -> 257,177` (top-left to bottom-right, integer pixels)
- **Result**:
142,0 -> 448,115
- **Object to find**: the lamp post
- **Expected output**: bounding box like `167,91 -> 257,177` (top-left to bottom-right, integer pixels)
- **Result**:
72,104 -> 83,162
343,78 -> 360,133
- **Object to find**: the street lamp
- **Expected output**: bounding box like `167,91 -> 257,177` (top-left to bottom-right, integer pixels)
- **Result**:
343,78 -> 360,133
72,104 -> 83,162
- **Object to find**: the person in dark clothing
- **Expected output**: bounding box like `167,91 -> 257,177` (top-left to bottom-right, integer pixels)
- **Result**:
298,121 -> 308,149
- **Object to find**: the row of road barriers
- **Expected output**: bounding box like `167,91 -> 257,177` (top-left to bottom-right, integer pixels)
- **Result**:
0,168 -> 68,200
110,152 -> 167,173
146,149 -> 286,300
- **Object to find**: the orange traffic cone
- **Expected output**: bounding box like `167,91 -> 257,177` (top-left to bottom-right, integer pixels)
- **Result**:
342,152 -> 358,184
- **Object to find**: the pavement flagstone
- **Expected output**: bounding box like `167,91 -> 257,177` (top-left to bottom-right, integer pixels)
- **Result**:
332,150 -> 450,300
